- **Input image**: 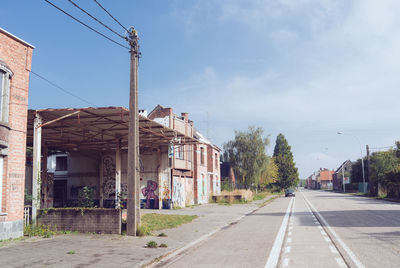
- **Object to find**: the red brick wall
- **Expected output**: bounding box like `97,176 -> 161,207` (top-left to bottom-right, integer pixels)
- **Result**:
0,29 -> 33,222
38,208 -> 121,234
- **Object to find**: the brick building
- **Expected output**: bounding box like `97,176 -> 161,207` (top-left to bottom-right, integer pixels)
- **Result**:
0,27 -> 34,240
148,105 -> 195,207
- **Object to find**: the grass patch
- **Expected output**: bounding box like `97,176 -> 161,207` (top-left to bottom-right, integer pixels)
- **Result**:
253,192 -> 269,201
0,236 -> 26,247
136,225 -> 151,237
141,213 -> 198,232
159,243 -> 168,248
67,250 -> 76,254
146,241 -> 158,248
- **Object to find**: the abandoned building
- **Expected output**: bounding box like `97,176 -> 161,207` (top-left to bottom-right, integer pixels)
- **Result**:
25,105 -> 222,222
0,27 -> 34,240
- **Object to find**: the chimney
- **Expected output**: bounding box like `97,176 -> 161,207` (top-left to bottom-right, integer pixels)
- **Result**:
181,112 -> 188,123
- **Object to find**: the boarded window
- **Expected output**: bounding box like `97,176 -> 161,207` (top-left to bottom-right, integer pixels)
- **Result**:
200,147 -> 204,165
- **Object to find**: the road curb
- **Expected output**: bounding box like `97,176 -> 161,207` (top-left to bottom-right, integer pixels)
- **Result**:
142,195 -> 279,268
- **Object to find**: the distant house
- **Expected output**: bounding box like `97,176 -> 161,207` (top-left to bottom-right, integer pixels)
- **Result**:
319,168 -> 335,190
332,160 -> 352,192
0,27 -> 34,240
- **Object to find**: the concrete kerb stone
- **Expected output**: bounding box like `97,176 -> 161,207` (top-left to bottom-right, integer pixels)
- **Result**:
142,195 -> 279,268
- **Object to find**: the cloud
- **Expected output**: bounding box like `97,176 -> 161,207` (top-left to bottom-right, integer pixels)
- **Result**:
166,0 -> 400,177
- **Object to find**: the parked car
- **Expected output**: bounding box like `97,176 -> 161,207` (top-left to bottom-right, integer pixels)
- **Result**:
285,188 -> 295,197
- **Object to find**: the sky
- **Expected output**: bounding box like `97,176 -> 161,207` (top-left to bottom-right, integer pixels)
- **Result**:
1,0 -> 400,178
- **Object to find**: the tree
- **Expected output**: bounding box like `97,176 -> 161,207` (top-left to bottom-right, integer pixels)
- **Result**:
273,133 -> 299,189
350,158 -> 368,183
260,157 -> 278,189
223,126 -> 270,188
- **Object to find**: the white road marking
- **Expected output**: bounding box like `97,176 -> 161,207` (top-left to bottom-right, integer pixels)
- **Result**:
264,197 -> 294,268
285,246 -> 291,253
287,237 -> 292,243
289,226 -> 293,231
282,258 -> 289,267
330,246 -> 339,254
336,257 -> 347,267
321,230 -> 327,236
318,226 -> 323,230
288,231 -> 292,236
302,193 -> 365,268
324,236 -> 331,242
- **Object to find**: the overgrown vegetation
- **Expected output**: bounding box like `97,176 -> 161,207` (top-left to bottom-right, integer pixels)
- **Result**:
78,186 -> 96,208
146,241 -> 158,248
351,141 -> 400,198
136,225 -> 151,237
24,224 -> 57,238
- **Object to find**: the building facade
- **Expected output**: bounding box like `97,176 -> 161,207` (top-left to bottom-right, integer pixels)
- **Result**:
0,28 -> 34,240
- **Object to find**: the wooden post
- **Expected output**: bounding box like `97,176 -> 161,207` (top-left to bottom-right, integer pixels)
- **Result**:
115,140 -> 121,208
32,113 -> 42,224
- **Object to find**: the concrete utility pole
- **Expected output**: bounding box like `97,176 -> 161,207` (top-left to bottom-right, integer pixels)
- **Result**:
127,27 -> 140,236
342,162 -> 345,193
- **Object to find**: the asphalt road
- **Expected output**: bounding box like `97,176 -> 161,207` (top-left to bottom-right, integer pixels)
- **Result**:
159,190 -> 400,268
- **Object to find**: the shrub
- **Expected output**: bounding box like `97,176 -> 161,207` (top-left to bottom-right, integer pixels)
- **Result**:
159,243 -> 168,248
24,224 -> 56,238
146,241 -> 158,248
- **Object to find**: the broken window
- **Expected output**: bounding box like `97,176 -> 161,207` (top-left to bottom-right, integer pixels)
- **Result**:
200,147 -> 204,165
0,67 -> 11,123
56,156 -> 68,171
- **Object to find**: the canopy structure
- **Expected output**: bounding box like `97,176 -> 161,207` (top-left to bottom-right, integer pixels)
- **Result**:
26,107 -> 198,151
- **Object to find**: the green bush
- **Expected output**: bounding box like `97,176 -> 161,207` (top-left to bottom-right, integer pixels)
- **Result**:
159,243 -> 168,248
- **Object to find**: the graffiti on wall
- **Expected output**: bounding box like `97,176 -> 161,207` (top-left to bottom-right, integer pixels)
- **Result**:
172,177 -> 185,207
141,180 -> 159,209
162,181 -> 170,200
102,155 -> 115,199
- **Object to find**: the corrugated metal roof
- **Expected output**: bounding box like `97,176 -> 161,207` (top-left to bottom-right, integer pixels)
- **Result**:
26,107 -> 198,152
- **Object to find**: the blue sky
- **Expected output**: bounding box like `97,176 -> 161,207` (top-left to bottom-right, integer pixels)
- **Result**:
2,0 -> 400,178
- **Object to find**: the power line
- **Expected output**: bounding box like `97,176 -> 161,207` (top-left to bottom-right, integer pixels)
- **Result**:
44,0 -> 129,49
93,0 -> 129,33
30,71 -> 98,107
67,0 -> 127,40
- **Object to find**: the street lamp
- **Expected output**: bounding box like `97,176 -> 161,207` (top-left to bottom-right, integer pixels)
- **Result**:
337,131 -> 366,193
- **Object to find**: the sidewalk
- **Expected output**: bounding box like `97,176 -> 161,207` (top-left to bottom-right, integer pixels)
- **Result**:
0,195 -> 278,268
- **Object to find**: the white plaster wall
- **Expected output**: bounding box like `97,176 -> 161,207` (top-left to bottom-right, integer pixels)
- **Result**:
172,176 -> 186,208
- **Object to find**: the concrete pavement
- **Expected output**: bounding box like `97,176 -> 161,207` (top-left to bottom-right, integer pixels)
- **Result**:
0,195 -> 278,268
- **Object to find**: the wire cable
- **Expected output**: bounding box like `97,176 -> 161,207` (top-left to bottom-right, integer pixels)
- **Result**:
30,71 -> 98,107
93,0 -> 129,33
44,0 -> 129,49
67,0 -> 127,40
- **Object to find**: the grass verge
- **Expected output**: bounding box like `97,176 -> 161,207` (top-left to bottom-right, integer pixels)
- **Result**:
141,213 -> 198,233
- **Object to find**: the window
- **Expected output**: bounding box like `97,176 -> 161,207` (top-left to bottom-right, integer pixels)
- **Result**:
176,145 -> 184,160
200,147 -> 204,165
0,61 -> 12,123
215,153 -> 218,169
56,156 -> 68,171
